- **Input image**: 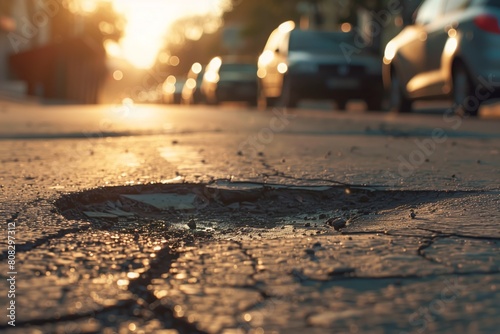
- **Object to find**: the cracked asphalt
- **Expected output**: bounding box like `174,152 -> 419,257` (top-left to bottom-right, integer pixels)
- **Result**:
0,101 -> 499,333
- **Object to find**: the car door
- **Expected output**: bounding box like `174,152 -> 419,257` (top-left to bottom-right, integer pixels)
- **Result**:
423,0 -> 471,96
404,0 -> 446,98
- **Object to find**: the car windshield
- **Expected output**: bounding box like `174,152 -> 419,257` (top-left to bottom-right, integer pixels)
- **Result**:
289,31 -> 354,53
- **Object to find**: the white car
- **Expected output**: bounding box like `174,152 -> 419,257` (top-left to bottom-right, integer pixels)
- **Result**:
258,21 -> 384,110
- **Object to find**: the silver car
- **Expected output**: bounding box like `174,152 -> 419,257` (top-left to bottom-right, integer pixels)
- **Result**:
384,0 -> 500,116
258,21 -> 384,110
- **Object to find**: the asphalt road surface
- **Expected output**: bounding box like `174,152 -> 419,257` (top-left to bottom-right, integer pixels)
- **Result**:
1,100 -> 499,334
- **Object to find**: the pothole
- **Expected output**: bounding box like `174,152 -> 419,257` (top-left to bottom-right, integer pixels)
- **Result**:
55,180 -> 461,240
45,182 -> 492,333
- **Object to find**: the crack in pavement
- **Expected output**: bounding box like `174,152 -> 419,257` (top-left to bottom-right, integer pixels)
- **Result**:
0,300 -> 135,330
1,227 -> 208,333
5,181 -> 498,333
416,227 -> 500,241
289,271 -> 500,285
257,157 -> 380,188
416,236 -> 441,265
1,224 -> 89,260
2,203 -> 92,260
6,211 -> 19,223
128,241 -> 208,334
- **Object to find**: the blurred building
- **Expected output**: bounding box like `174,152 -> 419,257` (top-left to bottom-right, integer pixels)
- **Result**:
0,1 -> 30,97
0,0 -> 107,103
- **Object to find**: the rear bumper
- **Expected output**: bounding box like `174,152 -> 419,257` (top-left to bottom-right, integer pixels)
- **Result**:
216,81 -> 257,101
288,73 -> 383,100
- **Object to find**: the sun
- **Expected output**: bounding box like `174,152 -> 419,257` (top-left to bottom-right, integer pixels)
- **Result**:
104,0 -> 232,69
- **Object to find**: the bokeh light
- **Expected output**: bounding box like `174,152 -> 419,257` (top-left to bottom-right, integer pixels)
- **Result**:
112,70 -> 123,80
191,62 -> 203,74
341,22 -> 352,33
169,56 -> 180,67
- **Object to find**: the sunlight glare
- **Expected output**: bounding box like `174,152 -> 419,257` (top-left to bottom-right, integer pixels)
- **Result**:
104,39 -> 122,58
158,51 -> 170,64
191,62 -> 202,74
81,0 -> 98,12
108,0 -> 233,68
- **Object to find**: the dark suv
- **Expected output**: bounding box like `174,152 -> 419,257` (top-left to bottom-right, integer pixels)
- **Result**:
257,21 -> 384,110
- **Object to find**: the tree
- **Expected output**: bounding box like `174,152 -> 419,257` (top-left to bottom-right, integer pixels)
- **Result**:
223,0 -> 306,55
51,0 -> 125,47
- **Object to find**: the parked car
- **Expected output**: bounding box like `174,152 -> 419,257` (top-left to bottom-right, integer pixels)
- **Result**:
161,75 -> 185,104
383,0 -> 500,116
257,21 -> 384,110
181,62 -> 204,105
201,57 -> 258,105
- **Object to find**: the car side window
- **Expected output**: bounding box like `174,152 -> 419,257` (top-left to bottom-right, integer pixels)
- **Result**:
443,0 -> 471,13
415,0 -> 445,25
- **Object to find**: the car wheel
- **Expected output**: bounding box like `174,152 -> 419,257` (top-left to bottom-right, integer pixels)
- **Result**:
365,96 -> 383,111
336,99 -> 347,110
193,90 -> 204,104
208,97 -> 219,105
453,64 -> 479,117
205,90 -> 219,105
248,97 -> 258,107
277,76 -> 299,109
390,71 -> 412,113
257,84 -> 278,110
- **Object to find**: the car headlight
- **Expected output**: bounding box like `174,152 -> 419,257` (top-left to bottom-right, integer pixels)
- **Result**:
293,63 -> 318,73
384,41 -> 397,62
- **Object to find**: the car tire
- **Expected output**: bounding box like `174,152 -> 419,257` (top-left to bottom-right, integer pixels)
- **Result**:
365,96 -> 383,111
390,71 -> 412,113
257,84 -> 278,110
206,90 -> 219,105
248,97 -> 258,107
336,99 -> 347,110
277,76 -> 298,109
453,64 -> 479,117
